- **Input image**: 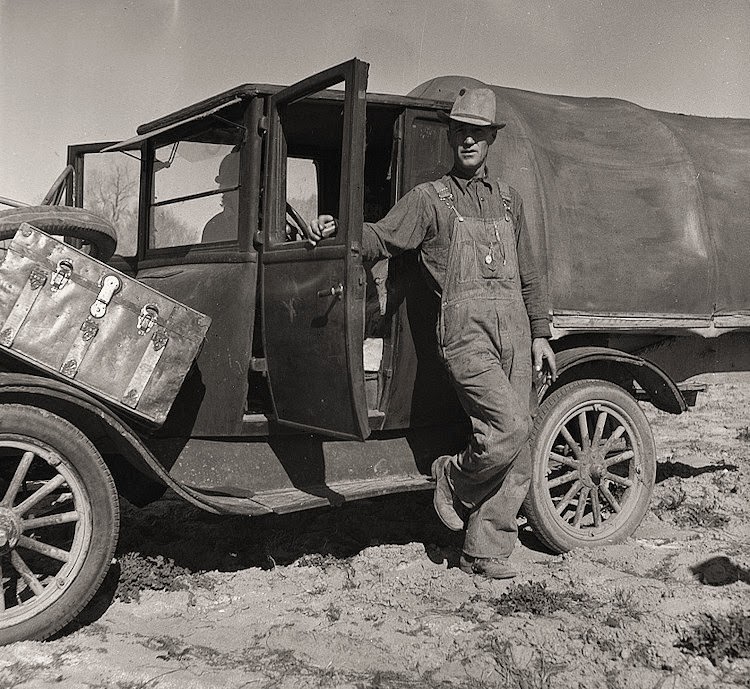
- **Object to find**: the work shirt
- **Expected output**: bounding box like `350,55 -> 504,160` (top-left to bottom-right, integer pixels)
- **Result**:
362,169 -> 552,339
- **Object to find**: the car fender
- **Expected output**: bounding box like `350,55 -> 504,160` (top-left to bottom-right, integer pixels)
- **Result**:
539,346 -> 687,414
0,372 -> 221,512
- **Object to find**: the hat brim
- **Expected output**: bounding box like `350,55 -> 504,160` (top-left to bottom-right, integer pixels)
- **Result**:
437,110 -> 506,129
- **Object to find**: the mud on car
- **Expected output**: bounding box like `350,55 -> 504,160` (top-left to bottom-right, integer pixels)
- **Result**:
0,58 -> 748,642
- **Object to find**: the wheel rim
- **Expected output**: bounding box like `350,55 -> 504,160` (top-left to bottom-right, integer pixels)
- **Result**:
0,437 -> 92,627
541,399 -> 647,541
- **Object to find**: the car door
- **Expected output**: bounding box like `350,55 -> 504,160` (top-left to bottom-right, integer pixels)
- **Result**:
261,59 -> 370,440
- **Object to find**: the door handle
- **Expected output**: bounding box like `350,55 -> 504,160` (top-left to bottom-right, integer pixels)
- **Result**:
317,282 -> 344,299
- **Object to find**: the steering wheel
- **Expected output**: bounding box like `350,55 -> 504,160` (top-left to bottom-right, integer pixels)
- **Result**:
41,165 -> 74,206
285,201 -> 310,242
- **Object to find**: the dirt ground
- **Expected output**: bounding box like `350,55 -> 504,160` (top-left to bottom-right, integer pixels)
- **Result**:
0,380 -> 748,689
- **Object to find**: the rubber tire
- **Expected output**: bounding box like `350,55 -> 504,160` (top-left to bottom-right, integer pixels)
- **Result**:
0,206 -> 117,261
522,379 -> 656,554
0,404 -> 119,644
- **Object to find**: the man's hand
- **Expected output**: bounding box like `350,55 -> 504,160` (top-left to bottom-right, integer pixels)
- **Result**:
306,214 -> 338,246
532,337 -> 557,385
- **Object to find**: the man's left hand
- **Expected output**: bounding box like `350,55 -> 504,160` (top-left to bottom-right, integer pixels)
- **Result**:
306,215 -> 338,246
532,338 -> 557,385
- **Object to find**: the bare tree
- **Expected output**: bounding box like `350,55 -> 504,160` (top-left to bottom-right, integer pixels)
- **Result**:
85,160 -> 137,224
84,157 -> 139,255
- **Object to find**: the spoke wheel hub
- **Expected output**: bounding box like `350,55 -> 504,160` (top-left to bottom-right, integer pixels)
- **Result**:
546,400 -> 640,534
580,453 -> 605,488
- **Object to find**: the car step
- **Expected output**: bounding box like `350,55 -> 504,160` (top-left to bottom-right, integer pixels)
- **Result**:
181,473 -> 433,516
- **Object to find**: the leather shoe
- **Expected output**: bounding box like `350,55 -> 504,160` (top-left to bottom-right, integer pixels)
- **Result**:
430,455 -> 465,531
459,554 -> 517,579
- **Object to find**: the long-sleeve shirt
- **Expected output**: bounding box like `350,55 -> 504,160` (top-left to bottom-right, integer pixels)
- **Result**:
362,170 -> 552,339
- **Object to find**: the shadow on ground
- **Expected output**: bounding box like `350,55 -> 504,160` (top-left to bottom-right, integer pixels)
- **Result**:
116,490 -> 473,574
691,555 -> 750,586
656,460 -> 738,483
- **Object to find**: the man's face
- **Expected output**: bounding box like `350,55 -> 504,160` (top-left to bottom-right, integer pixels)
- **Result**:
447,123 -> 497,175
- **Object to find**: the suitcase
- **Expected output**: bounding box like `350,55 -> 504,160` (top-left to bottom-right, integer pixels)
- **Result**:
0,223 -> 211,425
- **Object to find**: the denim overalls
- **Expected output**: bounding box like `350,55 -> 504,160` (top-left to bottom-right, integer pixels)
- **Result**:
432,180 -> 534,559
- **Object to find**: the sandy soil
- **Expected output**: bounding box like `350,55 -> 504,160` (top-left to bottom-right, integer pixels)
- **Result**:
0,381 -> 748,689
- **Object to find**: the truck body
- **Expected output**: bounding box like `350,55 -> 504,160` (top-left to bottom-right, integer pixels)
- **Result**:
0,58 -> 747,643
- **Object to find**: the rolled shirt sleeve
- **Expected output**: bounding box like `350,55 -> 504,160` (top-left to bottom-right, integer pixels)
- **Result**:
362,187 -> 432,261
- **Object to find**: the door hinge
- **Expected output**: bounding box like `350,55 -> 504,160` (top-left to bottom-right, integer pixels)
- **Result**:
250,357 -> 267,373
257,116 -> 268,135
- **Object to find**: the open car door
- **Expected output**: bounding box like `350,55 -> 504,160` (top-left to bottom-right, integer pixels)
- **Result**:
261,59 -> 370,440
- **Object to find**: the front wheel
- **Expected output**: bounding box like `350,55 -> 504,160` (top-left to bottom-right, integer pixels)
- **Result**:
0,404 -> 119,643
523,380 -> 656,553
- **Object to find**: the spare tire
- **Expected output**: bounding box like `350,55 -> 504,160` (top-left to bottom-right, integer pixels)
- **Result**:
0,206 -> 117,262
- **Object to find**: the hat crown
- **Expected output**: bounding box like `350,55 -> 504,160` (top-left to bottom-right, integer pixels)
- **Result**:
449,87 -> 500,127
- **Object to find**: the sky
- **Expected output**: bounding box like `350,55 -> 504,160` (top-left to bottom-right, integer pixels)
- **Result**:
1,0 -> 748,204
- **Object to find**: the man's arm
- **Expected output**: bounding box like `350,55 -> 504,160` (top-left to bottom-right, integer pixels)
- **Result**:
515,195 -> 557,382
307,186 -> 432,260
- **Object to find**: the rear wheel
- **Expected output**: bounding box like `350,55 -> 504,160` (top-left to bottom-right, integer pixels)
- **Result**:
523,380 -> 656,553
0,404 -> 119,644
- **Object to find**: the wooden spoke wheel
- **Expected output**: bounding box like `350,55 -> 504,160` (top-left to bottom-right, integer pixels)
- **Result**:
523,380 -> 656,553
0,405 -> 118,643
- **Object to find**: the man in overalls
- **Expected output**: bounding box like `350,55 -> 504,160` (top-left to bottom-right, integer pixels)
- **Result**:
309,87 -> 556,579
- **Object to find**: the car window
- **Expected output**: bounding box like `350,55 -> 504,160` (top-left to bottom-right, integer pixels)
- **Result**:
148,116 -> 243,250
265,97 -> 344,247
284,157 -> 319,241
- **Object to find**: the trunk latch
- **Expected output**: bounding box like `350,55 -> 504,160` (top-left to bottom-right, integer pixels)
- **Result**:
137,304 -> 159,335
90,274 -> 122,318
51,260 -> 73,292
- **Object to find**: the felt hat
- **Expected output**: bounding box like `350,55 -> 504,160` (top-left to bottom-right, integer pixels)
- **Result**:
438,87 -> 505,129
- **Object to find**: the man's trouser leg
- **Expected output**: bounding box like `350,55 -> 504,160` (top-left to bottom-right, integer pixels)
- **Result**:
444,349 -> 532,559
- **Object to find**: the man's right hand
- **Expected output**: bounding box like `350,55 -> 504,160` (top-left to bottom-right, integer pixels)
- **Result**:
306,215 -> 338,246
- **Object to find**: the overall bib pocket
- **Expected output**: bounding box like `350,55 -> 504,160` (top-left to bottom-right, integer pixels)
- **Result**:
455,240 -> 516,283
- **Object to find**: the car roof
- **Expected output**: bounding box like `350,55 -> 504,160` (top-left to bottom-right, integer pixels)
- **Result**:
136,83 -> 451,136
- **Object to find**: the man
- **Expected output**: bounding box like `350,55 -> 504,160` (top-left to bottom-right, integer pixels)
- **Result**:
308,87 -> 556,579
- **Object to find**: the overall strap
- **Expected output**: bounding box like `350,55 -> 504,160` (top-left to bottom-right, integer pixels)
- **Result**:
495,179 -> 513,221
430,180 -> 464,222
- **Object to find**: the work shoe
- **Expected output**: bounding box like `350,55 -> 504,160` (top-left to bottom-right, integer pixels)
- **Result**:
459,554 -> 517,579
430,455 -> 465,531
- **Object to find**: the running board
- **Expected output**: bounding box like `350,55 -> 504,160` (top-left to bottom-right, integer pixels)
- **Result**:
180,474 -> 433,516
241,410 -> 385,435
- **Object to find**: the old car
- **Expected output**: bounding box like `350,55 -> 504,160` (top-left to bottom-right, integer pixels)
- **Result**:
0,58 -> 748,643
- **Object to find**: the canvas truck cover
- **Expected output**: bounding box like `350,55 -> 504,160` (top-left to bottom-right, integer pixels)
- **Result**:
411,77 -> 750,331
0,224 -> 211,425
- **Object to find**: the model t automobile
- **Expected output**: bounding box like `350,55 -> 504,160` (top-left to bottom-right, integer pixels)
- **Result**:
0,59 -> 748,643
